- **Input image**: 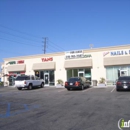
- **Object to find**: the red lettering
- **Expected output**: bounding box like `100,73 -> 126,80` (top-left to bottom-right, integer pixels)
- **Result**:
41,57 -> 53,62
17,60 -> 24,64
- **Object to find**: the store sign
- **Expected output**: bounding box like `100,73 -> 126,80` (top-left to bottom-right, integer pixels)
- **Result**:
6,60 -> 24,65
103,49 -> 130,57
41,57 -> 53,62
111,50 -> 130,56
65,50 -> 91,59
7,61 -> 16,65
17,60 -> 24,64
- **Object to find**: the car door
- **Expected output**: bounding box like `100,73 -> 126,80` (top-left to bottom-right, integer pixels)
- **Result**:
35,76 -> 41,86
31,75 -> 36,86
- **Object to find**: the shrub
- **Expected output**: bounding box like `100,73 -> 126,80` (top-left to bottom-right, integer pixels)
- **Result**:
0,82 -> 3,86
57,79 -> 63,85
99,77 -> 105,84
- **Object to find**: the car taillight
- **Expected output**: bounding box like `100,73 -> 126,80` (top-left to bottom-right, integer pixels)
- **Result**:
116,82 -> 121,85
65,82 -> 68,86
75,81 -> 80,86
24,81 -> 26,84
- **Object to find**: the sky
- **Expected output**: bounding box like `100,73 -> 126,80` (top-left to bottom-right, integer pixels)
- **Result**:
0,0 -> 130,62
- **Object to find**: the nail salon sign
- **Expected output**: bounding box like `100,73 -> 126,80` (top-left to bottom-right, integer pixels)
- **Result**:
103,49 -> 130,57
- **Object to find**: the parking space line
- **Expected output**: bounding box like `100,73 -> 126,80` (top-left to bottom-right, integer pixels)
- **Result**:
111,87 -> 115,92
82,88 -> 93,92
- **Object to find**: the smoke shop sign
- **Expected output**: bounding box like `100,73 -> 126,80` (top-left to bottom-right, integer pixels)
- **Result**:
65,50 -> 91,59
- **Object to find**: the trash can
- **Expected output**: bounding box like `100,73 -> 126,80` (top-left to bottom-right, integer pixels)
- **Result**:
92,80 -> 97,86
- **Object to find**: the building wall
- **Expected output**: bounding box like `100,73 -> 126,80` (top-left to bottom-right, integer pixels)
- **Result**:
91,51 -> 106,82
2,44 -> 130,86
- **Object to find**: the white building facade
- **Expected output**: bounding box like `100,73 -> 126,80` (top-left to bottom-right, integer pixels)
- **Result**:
2,44 -> 130,86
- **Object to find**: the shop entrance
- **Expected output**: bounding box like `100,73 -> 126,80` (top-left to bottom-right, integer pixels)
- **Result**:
44,73 -> 49,86
67,68 -> 91,84
78,71 -> 84,77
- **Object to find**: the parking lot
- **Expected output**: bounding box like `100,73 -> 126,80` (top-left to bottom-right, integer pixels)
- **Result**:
0,86 -> 130,130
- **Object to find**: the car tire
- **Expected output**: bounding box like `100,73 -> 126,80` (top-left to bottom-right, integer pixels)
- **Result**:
67,88 -> 70,91
41,83 -> 44,88
28,84 -> 32,90
17,88 -> 22,90
116,88 -> 120,91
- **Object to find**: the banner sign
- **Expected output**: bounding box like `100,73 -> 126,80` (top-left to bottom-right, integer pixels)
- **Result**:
65,50 -> 91,59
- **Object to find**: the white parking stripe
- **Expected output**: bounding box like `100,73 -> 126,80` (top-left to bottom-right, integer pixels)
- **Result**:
111,87 -> 115,92
82,88 -> 93,92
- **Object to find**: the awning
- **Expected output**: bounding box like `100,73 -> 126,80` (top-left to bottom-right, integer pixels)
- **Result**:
104,56 -> 130,66
7,64 -> 26,72
32,62 -> 55,70
64,59 -> 92,68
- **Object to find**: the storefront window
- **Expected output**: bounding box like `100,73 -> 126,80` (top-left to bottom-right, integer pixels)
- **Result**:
49,70 -> 55,85
67,70 -> 72,80
106,65 -> 130,85
40,71 -> 44,80
35,70 -> 55,86
85,69 -> 91,81
73,69 -> 78,77
35,71 -> 40,77
67,68 -> 91,82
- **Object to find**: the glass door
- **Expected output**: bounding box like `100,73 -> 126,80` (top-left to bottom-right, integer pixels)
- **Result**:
44,73 -> 49,86
78,71 -> 84,77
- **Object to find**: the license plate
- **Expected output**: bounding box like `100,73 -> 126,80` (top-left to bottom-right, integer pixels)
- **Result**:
70,83 -> 73,85
123,86 -> 128,89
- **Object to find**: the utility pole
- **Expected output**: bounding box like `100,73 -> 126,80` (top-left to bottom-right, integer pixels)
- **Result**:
43,37 -> 47,54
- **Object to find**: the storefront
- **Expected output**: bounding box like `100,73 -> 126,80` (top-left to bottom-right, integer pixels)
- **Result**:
6,60 -> 26,86
64,50 -> 92,83
104,49 -> 130,85
2,44 -> 130,87
32,57 -> 55,86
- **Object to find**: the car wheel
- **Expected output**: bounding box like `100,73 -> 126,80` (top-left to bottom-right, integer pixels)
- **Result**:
67,88 -> 70,91
17,88 -> 22,90
116,88 -> 120,91
41,83 -> 44,88
81,85 -> 84,90
28,84 -> 32,90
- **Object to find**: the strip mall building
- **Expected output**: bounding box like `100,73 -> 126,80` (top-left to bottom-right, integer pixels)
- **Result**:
1,44 -> 130,86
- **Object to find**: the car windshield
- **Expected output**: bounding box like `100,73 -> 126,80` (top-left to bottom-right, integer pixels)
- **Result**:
15,76 -> 30,81
118,76 -> 130,80
68,78 -> 80,82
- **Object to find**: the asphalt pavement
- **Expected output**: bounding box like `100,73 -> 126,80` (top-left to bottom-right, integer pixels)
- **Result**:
0,86 -> 129,130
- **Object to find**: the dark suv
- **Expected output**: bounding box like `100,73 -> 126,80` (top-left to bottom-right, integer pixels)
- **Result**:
116,76 -> 130,91
65,77 -> 90,91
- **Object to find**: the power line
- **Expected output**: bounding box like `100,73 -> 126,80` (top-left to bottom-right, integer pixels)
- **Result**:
0,37 -> 42,48
0,24 -> 65,52
48,39 -> 65,51
0,24 -> 41,39
0,30 -> 41,43
48,43 -> 63,52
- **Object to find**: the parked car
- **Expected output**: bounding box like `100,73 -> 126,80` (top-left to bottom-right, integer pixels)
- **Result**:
116,76 -> 130,91
15,75 -> 44,90
65,77 -> 90,91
